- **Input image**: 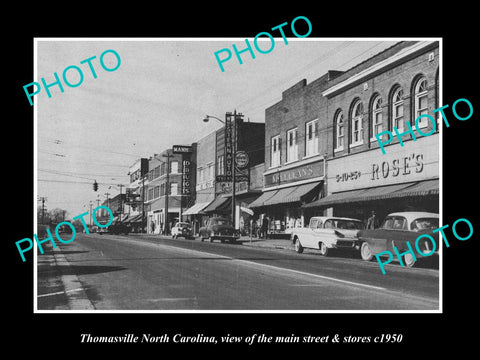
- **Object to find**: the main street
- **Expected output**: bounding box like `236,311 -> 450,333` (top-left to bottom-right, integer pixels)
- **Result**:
37,233 -> 439,311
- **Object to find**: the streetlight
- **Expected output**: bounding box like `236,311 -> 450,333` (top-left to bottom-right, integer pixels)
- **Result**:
203,112 -> 240,231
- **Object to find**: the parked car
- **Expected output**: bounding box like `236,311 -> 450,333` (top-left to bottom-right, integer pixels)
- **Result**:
171,222 -> 194,239
199,217 -> 238,243
358,211 -> 439,267
97,222 -> 130,235
291,216 -> 365,256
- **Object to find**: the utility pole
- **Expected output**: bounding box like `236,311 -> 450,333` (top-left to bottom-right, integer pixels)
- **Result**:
38,197 -> 47,224
162,151 -> 172,235
105,192 -> 111,211
117,184 -> 124,218
89,201 -> 93,226
141,174 -> 145,233
232,110 -> 237,231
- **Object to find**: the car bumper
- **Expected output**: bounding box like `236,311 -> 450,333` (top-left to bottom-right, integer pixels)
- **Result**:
211,235 -> 239,241
333,239 -> 360,249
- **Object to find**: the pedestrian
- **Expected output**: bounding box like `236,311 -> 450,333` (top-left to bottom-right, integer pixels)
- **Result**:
151,220 -> 155,234
261,216 -> 269,239
367,210 -> 379,229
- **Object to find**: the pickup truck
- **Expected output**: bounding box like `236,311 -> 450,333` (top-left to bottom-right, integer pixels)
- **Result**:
291,216 -> 365,256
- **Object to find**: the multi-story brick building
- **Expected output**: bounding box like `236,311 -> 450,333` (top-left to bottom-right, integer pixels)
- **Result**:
304,40 -> 440,224
200,115 -> 265,233
249,71 -> 342,237
251,40 -> 440,236
144,149 -> 188,234
182,131 -> 216,235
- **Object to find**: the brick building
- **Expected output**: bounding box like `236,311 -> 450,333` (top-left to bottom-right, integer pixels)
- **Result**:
250,71 -> 343,237
304,40 -> 440,224
200,115 -> 265,233
145,149 -> 189,234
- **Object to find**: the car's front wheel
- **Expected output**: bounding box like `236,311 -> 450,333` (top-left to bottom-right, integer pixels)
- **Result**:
360,242 -> 374,261
294,238 -> 304,253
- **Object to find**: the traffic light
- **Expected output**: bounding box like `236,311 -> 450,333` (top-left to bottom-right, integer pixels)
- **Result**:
93,180 -> 98,191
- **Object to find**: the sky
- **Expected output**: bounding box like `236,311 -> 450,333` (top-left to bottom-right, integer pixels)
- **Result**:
36,38 -> 399,219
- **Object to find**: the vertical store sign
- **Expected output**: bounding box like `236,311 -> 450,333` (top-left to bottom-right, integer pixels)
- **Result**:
224,113 -> 233,178
182,158 -> 191,195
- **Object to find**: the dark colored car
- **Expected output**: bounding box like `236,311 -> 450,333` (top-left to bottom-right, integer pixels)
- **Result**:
199,217 -> 238,243
358,211 -> 439,267
98,222 -> 130,235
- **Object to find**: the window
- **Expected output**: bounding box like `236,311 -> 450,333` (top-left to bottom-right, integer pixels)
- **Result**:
334,111 -> 344,151
208,162 -> 214,180
392,87 -> 405,131
160,183 -> 165,196
170,161 -> 179,173
170,183 -> 178,196
148,188 -> 154,201
286,128 -> 298,162
371,96 -> 383,139
271,135 -> 281,168
148,170 -> 154,182
217,155 -> 224,175
154,185 -> 160,199
414,76 -> 429,128
154,166 -> 160,179
160,162 -> 166,176
351,101 -> 364,146
305,119 -> 319,156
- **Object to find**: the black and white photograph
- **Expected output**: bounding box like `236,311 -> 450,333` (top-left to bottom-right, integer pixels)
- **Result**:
7,6 -> 478,353
34,38 -> 441,312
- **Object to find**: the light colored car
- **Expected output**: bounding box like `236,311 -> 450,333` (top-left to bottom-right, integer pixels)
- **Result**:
358,211 -> 439,267
171,222 -> 194,239
291,216 -> 365,256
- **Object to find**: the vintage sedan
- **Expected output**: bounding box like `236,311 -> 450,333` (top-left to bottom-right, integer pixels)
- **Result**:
199,217 -> 239,243
171,222 -> 194,239
291,216 -> 365,256
358,211 -> 439,267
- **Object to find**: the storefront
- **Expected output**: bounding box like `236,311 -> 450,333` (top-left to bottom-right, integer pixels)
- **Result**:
304,135 -> 439,225
249,157 -> 325,238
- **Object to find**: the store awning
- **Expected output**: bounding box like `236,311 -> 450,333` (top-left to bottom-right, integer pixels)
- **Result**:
182,201 -> 212,216
202,196 -> 231,213
304,179 -> 439,208
249,190 -> 279,208
124,214 -> 143,223
250,182 -> 322,208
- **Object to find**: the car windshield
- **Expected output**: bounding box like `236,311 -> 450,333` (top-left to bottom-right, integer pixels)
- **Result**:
176,222 -> 190,228
212,219 -> 232,226
324,219 -> 364,230
411,218 -> 439,231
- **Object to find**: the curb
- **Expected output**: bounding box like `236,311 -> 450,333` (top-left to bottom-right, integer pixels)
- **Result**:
52,246 -> 95,310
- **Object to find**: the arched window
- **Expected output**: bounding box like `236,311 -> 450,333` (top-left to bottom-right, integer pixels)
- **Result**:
371,95 -> 383,139
392,87 -> 404,131
334,111 -> 344,151
414,76 -> 429,128
351,100 -> 364,146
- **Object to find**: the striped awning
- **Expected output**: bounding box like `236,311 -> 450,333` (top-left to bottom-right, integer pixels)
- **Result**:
304,178 -> 439,208
249,182 -> 322,208
182,201 -> 212,216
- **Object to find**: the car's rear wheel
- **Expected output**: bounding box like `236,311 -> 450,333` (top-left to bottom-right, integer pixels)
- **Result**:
360,242 -> 374,261
403,253 -> 416,268
319,242 -> 329,256
294,238 -> 304,253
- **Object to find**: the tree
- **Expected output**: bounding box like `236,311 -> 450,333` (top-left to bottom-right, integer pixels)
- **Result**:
48,208 -> 68,224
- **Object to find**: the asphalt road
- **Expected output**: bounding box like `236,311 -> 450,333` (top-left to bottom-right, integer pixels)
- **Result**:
37,233 -> 440,311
